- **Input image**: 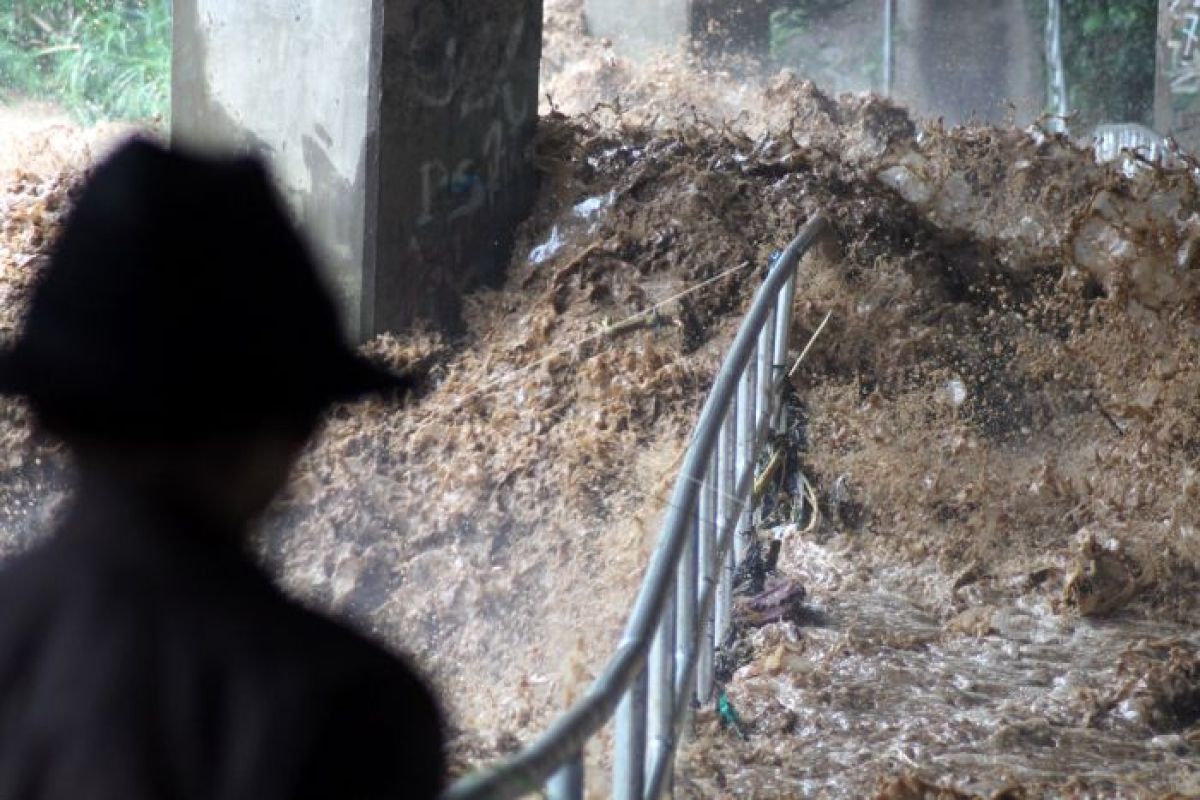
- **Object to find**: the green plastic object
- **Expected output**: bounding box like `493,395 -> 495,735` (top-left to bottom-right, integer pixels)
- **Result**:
717,691 -> 748,741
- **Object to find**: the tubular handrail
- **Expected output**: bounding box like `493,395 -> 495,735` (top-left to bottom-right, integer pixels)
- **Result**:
442,213 -> 832,800
1092,123 -> 1168,167
1045,0 -> 1068,133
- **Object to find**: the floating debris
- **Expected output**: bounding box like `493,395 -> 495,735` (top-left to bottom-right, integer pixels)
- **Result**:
572,191 -> 614,220
528,224 -> 565,264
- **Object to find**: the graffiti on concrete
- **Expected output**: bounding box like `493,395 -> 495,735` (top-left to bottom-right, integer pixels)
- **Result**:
1159,0 -> 1200,144
376,0 -> 541,330
412,13 -> 533,236
1166,0 -> 1200,94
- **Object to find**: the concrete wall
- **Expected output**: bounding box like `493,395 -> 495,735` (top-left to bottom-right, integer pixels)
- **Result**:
584,0 -> 689,58
1156,0 -> 1200,150
173,0 -> 374,338
893,0 -> 1043,126
583,0 -> 766,64
172,0 -> 542,340
372,0 -> 542,333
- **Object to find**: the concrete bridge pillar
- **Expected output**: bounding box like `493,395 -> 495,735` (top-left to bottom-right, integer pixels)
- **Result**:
893,0 -> 1042,126
1156,0 -> 1200,151
172,0 -> 542,340
584,0 -> 768,65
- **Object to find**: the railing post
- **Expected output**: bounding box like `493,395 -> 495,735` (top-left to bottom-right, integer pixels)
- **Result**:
646,577 -> 676,797
696,454 -> 718,703
735,354 -> 756,563
675,505 -> 697,708
715,405 -> 736,645
882,0 -> 895,97
547,753 -> 585,800
613,668 -> 647,800
773,274 -> 796,432
756,307 -> 776,439
1045,0 -> 1068,133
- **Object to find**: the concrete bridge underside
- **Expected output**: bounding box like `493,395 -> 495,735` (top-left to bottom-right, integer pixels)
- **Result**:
894,0 -> 1043,126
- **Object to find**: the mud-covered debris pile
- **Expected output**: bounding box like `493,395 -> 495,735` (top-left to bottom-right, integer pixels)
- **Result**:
0,107 -> 149,558
541,0 -> 874,135
274,79 -> 1200,787
0,105 -> 802,769
790,112 -> 1200,623
0,173 -> 72,334
656,85 -> 1200,796
264,110 -> 840,768
0,156 -> 85,559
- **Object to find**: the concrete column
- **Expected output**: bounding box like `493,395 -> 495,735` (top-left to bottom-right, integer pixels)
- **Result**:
1155,0 -> 1200,150
690,0 -> 769,68
583,0 -> 766,65
373,0 -> 542,334
584,0 -> 689,59
172,0 -> 542,340
892,0 -> 1042,126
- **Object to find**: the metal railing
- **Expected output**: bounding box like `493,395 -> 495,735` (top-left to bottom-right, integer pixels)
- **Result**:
1045,0 -> 1069,134
882,0 -> 895,98
442,213 -> 831,800
1092,123 -> 1169,167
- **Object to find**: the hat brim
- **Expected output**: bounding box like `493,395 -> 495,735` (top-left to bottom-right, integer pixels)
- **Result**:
326,353 -> 418,403
0,343 -> 416,411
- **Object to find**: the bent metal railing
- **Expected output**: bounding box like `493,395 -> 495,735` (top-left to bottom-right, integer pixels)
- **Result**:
1092,123 -> 1168,167
442,213 -> 832,800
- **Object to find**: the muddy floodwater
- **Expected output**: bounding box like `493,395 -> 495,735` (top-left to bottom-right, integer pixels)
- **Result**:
682,534 -> 1200,798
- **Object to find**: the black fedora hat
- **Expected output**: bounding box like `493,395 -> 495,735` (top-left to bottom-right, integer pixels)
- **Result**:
0,138 -> 410,440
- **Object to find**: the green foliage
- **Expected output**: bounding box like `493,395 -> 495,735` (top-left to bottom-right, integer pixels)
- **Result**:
1034,0 -> 1157,127
769,0 -> 857,61
770,7 -> 808,61
0,0 -> 171,123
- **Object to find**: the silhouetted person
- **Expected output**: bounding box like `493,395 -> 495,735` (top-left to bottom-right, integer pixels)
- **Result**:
0,140 -> 444,799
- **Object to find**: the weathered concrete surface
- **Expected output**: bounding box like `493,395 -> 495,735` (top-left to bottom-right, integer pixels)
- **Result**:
1156,0 -> 1200,150
583,0 -> 766,65
172,0 -> 541,339
373,0 -> 542,333
690,0 -> 769,67
583,0 -> 689,58
172,0 -> 374,338
893,0 -> 1043,126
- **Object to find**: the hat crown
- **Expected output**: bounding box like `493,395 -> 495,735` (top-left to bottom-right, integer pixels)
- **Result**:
2,139 -> 395,439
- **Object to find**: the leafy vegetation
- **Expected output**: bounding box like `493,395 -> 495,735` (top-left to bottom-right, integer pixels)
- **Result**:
769,0 -> 854,60
1064,0 -> 1157,126
1028,0 -> 1157,127
768,0 -> 880,89
0,0 -> 171,123
769,6 -> 809,61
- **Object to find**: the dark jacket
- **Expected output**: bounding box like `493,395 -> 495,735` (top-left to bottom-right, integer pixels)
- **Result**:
0,490 -> 444,799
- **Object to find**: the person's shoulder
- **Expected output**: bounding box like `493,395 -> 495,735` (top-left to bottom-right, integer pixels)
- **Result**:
0,531 -> 88,606
0,530 -> 155,675
0,543 -> 50,630
276,602 -> 447,797
265,591 -> 437,703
